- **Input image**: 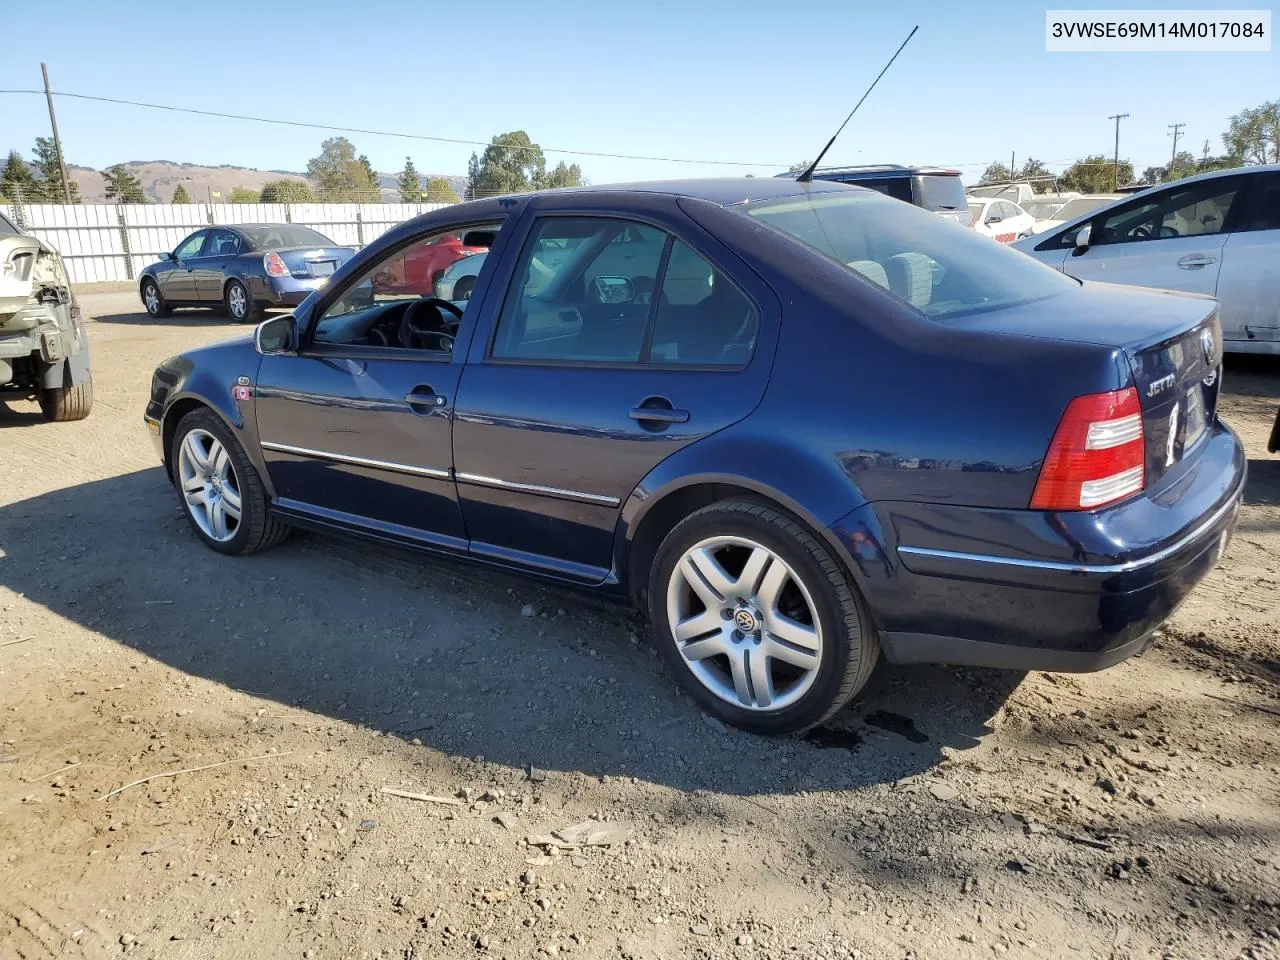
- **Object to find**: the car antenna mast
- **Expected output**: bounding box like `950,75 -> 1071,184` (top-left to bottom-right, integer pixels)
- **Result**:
796,25 -> 920,183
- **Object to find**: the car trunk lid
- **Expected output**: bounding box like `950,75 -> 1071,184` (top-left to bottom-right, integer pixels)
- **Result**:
273,246 -> 356,280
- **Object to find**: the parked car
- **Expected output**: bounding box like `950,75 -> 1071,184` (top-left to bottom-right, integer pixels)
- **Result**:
138,224 -> 356,323
144,178 -> 1244,735
1020,193 -> 1080,223
0,210 -> 92,420
779,164 -> 972,226
1025,194 -> 1122,235
372,230 -> 488,297
435,252 -> 487,302
1013,165 -> 1280,354
966,197 -> 1036,242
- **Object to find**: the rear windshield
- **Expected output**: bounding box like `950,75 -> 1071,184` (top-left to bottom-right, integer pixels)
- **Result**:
739,191 -> 1074,320
238,225 -> 335,249
916,174 -> 967,213
829,176 -> 913,204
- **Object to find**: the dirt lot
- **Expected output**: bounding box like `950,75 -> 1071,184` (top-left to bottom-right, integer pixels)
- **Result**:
2,292 -> 1279,960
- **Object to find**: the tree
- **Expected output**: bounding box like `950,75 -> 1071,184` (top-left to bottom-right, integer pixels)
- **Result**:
1222,99 -> 1280,165
786,161 -> 812,176
260,179 -> 315,203
32,137 -> 79,203
1165,150 -> 1198,182
538,161 -> 584,190
102,164 -> 147,203
229,186 -> 260,203
397,157 -> 422,202
977,162 -> 1013,185
1,150 -> 40,203
1139,166 -> 1165,185
171,184 -> 191,203
307,137 -> 380,202
1058,154 -> 1133,194
1016,158 -> 1054,191
466,131 -> 545,199
423,176 -> 460,203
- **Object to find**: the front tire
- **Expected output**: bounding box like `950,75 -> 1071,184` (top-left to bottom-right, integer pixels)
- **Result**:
170,408 -> 289,555
141,278 -> 171,318
224,280 -> 261,324
39,376 -> 93,422
648,500 -> 878,735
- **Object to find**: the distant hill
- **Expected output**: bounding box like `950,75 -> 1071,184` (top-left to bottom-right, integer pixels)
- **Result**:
65,161 -> 467,204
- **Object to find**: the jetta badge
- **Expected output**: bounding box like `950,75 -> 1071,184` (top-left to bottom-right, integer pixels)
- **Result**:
1147,373 -> 1176,398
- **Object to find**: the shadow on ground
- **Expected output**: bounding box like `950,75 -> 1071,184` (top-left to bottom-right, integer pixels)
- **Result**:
0,469 -> 1024,796
90,308 -> 291,328
0,399 -> 44,426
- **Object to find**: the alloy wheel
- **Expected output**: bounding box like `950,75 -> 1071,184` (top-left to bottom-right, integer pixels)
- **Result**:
176,428 -> 242,543
227,283 -> 247,319
143,283 -> 160,315
665,535 -> 823,712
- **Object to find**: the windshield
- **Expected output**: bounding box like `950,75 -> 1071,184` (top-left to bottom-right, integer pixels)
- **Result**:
967,201 -> 986,223
739,191 -> 1074,320
239,225 -> 336,249
1054,196 -> 1116,222
1022,199 -> 1066,219
916,174 -> 967,213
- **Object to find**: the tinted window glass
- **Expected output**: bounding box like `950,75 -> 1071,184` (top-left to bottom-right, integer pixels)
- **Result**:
175,232 -> 207,259
916,175 -> 967,214
0,212 -> 19,236
741,191 -> 1074,320
239,225 -> 335,249
492,218 -> 666,363
1238,173 -> 1280,232
649,241 -> 757,366
206,229 -> 241,256
1094,181 -> 1238,245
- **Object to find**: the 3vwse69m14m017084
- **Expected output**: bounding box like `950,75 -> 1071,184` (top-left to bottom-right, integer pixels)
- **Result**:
143,178 -> 1245,735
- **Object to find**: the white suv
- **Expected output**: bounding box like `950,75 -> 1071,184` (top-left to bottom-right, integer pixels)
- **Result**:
1013,166 -> 1280,355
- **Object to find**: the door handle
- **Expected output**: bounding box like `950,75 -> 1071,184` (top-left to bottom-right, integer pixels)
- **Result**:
629,397 -> 690,426
404,386 -> 447,410
1177,255 -> 1216,268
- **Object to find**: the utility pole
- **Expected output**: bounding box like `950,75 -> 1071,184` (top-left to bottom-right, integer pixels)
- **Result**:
1010,151 -> 1016,179
1200,138 -> 1211,169
1168,122 -> 1186,179
40,63 -> 73,204
1107,113 -> 1129,189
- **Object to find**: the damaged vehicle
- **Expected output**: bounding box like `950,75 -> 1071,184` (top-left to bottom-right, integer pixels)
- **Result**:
0,211 -> 92,421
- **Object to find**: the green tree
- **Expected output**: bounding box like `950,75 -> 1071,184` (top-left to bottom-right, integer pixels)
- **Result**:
32,137 -> 79,203
538,161 -> 584,190
1,150 -> 39,203
229,186 -> 260,203
977,161 -> 1013,185
1139,166 -> 1165,185
1058,155 -> 1133,194
171,184 -> 191,203
307,137 -> 379,201
397,157 -> 422,202
786,160 -> 812,176
466,131 -> 545,199
1222,99 -> 1279,165
423,176 -> 460,203
1016,158 -> 1054,191
102,164 -> 147,203
259,179 -> 315,203
1165,150 -> 1198,182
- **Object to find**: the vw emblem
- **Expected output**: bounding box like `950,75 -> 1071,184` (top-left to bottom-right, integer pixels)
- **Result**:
1201,327 -> 1214,365
734,609 -> 758,633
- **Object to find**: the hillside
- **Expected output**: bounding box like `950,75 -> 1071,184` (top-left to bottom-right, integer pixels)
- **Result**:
66,161 -> 467,204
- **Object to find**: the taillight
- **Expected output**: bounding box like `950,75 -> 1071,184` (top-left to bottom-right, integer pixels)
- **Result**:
1030,386 -> 1145,511
264,252 -> 290,277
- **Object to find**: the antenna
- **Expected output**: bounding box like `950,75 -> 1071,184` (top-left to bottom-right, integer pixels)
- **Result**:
797,25 -> 919,183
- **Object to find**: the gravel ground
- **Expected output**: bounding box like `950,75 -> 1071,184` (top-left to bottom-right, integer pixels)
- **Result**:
2,292 -> 1278,960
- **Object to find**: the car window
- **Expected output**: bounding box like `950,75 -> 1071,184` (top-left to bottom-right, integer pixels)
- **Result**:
206,230 -> 241,257
916,175 -> 966,214
1007,202 -> 1027,220
1236,173 -> 1280,232
238,225 -> 335,248
491,217 -> 666,363
312,221 -> 502,353
846,177 -> 913,204
1094,180 -> 1239,245
648,241 -> 757,366
967,201 -> 986,224
997,201 -> 1018,220
741,190 -> 1075,320
0,212 -> 20,236
175,232 -> 207,259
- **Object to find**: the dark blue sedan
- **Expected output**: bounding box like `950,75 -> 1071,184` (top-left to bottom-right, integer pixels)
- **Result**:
138,224 -> 355,323
143,179 -> 1245,735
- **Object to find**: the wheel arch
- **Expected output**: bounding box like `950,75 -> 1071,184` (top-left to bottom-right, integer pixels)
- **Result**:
160,389 -> 245,478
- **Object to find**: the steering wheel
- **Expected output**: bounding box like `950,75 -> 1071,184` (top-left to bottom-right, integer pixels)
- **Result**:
399,297 -> 465,351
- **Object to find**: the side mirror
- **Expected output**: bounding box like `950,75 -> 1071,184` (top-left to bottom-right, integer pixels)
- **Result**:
984,215 -> 1003,225
593,275 -> 635,304
161,251 -> 175,262
255,314 -> 296,355
1073,222 -> 1093,252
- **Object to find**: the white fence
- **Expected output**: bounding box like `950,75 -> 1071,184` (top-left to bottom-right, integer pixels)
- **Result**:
2,202 -> 453,285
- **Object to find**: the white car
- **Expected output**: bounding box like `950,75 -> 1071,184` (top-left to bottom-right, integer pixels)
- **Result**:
1020,193 -> 1079,224
1012,165 -> 1280,354
1025,194 -> 1123,236
966,198 -> 1035,243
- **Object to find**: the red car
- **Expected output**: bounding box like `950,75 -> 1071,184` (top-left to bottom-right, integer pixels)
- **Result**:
372,232 -> 486,296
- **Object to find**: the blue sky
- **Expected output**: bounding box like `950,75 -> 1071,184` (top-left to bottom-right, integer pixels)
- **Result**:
1,0 -> 1274,184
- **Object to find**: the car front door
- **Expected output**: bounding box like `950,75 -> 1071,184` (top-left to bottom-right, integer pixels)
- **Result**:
196,228 -> 242,301
1215,171 -> 1280,348
253,219 -> 509,549
1062,176 -> 1244,298
162,230 -> 208,301
452,199 -> 778,583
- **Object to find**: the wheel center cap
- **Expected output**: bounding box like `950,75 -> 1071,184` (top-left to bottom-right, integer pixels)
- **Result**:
734,608 -> 759,633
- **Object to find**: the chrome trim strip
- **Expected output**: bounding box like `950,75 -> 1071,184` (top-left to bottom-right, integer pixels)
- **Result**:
260,441 -> 451,480
455,472 -> 620,507
898,492 -> 1240,576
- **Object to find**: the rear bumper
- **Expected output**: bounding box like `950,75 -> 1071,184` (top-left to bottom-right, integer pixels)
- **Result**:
830,421 -> 1246,671
249,276 -> 328,307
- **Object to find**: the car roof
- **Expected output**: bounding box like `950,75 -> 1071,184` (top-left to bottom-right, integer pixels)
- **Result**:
773,164 -> 960,181
505,177 -> 857,207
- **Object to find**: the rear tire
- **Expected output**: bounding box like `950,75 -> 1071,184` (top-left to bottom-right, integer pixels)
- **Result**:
141,278 -> 172,318
224,280 -> 261,324
39,376 -> 93,422
648,499 -> 878,735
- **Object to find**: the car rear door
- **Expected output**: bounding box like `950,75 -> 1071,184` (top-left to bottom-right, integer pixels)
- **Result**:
1062,176 -> 1243,298
452,196 -> 779,583
195,228 -> 241,301
1214,171 -> 1280,348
